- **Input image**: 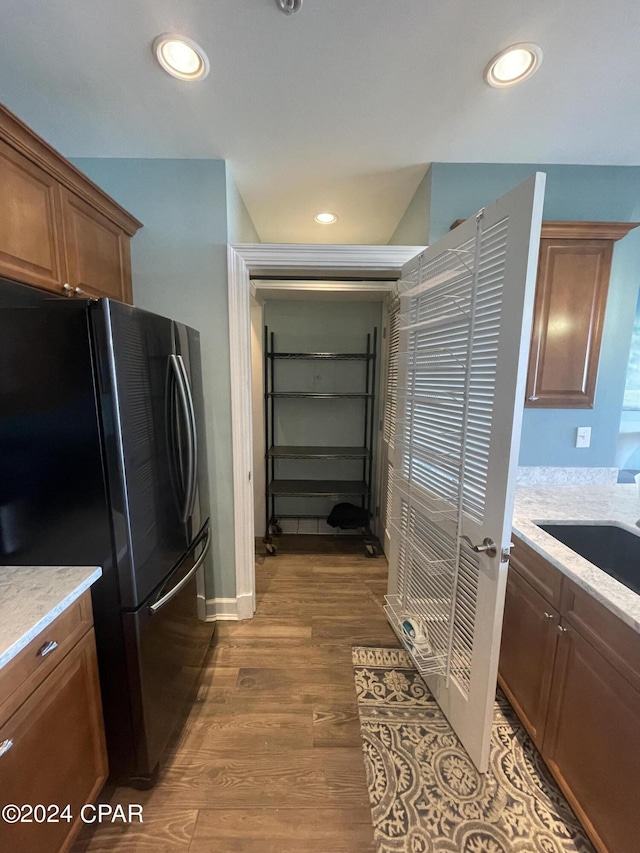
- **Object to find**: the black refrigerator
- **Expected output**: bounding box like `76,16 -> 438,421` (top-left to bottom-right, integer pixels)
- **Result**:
0,277 -> 215,784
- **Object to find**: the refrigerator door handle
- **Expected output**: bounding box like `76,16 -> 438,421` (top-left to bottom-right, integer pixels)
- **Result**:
166,358 -> 185,511
169,354 -> 194,523
176,354 -> 198,519
149,527 -> 211,615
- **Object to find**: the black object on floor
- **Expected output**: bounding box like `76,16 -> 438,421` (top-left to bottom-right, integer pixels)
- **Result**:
327,502 -> 372,530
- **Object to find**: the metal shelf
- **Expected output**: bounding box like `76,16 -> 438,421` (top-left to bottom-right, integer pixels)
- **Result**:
268,445 -> 370,459
267,392 -> 372,399
268,479 -> 368,497
384,594 -> 448,677
269,352 -> 374,360
264,326 -> 378,551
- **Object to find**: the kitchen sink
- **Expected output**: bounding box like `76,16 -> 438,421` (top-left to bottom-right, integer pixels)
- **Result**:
537,524 -> 640,596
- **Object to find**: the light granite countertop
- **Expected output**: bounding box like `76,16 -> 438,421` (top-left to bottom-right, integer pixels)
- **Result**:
513,484 -> 640,634
0,565 -> 102,671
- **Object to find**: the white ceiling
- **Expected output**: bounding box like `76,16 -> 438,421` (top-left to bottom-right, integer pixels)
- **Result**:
2,0 -> 639,243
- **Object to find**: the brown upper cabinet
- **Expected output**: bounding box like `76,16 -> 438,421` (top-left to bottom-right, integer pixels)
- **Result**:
0,103 -> 141,303
526,221 -> 639,408
451,218 -> 639,409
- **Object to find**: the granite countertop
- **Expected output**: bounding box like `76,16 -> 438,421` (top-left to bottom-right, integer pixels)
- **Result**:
513,484 -> 640,634
0,565 -> 102,670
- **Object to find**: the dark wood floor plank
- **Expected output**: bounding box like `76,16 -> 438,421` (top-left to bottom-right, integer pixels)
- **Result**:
256,587 -> 380,619
312,703 -> 363,747
110,750 -> 371,810
215,618 -> 312,644
212,643 -> 353,669
312,615 -> 400,646
178,706 -> 313,752
189,807 -> 375,852
234,666 -> 357,703
72,808 -> 197,852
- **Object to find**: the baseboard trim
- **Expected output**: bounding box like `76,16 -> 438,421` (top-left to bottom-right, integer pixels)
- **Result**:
206,593 -> 254,622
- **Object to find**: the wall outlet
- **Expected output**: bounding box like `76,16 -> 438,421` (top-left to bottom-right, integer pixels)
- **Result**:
576,426 -> 591,448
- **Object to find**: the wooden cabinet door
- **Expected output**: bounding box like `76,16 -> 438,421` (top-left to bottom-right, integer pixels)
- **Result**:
526,237 -> 611,408
498,567 -> 559,747
60,188 -> 133,303
543,623 -> 640,853
0,138 -> 65,293
0,629 -> 108,853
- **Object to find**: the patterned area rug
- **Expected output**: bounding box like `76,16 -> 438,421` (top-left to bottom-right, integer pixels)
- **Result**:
352,647 -> 594,853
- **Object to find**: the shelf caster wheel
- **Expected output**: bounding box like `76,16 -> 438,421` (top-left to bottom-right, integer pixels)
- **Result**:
266,542 -> 278,556
365,543 -> 376,558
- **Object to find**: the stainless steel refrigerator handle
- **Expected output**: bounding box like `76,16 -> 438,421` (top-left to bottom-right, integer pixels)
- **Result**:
169,354 -> 194,523
176,354 -> 198,519
149,528 -> 210,615
165,359 -> 183,508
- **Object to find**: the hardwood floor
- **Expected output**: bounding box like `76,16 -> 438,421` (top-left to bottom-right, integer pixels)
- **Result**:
74,538 -> 399,852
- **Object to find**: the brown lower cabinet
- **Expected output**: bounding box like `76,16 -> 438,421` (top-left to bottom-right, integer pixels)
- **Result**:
543,623 -> 640,853
499,536 -> 640,853
0,597 -> 107,853
499,568 -> 559,749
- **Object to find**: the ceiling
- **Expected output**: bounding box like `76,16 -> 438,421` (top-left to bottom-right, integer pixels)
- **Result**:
1,0 -> 639,243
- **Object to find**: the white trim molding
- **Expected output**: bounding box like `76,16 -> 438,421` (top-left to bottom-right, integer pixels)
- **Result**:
227,243 -> 426,621
205,596 -> 252,621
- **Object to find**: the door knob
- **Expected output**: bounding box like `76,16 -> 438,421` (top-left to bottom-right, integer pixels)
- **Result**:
74,286 -> 84,296
460,536 -> 497,558
557,625 -> 568,635
62,283 -> 73,294
543,611 -> 554,621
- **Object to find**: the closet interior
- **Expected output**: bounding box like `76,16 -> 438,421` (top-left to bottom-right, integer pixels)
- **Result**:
251,287 -> 389,557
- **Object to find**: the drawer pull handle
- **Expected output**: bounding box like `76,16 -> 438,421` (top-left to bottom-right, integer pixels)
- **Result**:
37,640 -> 58,658
557,625 -> 568,635
0,739 -> 13,758
543,611 -> 554,621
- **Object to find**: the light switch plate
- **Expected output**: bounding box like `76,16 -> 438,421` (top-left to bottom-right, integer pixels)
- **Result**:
576,426 -> 591,448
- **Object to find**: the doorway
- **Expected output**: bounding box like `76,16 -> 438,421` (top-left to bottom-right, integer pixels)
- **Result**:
250,283 -> 390,557
227,245 -> 424,619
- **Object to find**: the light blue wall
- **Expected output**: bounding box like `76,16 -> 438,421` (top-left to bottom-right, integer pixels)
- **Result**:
428,163 -> 640,467
388,166 -> 432,246
72,158 -> 236,599
226,168 -> 260,243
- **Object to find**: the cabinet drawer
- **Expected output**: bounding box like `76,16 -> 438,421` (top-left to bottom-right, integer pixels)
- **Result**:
561,579 -> 640,693
0,592 -> 93,727
510,535 -> 563,607
0,629 -> 107,853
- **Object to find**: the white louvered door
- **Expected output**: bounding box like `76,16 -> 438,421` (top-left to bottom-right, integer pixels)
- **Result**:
385,173 -> 545,771
379,294 -> 400,556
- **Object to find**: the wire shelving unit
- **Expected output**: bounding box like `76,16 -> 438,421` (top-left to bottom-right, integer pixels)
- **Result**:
263,327 -> 378,556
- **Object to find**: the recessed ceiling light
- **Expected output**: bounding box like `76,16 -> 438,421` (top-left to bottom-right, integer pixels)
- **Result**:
153,34 -> 210,81
484,43 -> 542,88
315,212 -> 338,224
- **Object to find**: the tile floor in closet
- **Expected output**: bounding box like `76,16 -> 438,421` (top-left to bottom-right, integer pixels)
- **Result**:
74,536 -> 398,852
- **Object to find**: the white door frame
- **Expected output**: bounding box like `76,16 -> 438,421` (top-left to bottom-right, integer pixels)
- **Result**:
227,243 -> 425,619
